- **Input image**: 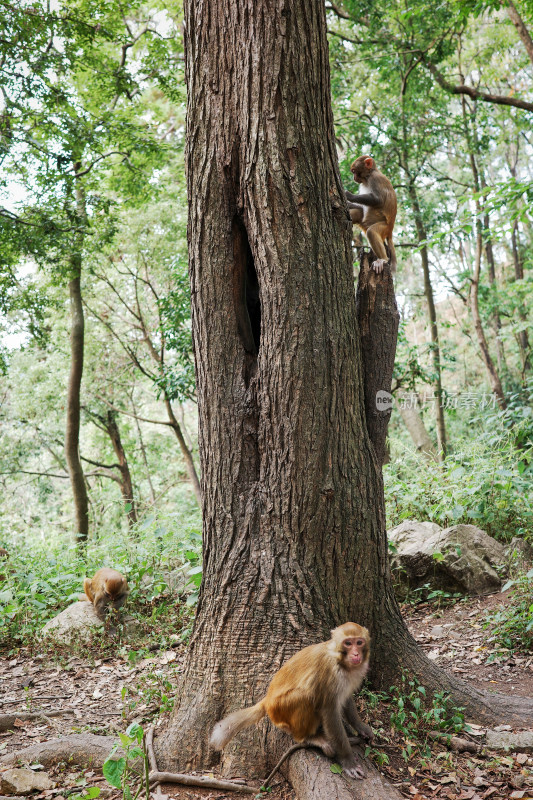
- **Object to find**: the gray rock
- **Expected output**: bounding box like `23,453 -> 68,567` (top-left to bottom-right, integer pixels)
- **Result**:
41,600 -> 103,642
141,566 -> 192,596
388,520 -> 441,550
388,521 -> 506,596
485,730 -> 533,752
0,768 -> 54,795
505,537 -> 533,566
165,567 -> 191,594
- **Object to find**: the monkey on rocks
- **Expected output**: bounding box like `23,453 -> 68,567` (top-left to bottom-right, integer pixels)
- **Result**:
82,568 -> 129,620
345,155 -> 397,274
210,622 -> 372,779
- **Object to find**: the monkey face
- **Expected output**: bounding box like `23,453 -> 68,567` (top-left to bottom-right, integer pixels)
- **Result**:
350,155 -> 375,183
342,635 -> 367,667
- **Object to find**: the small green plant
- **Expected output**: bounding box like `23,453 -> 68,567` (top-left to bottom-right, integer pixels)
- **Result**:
363,676 -> 466,763
364,746 -> 390,766
69,789 -> 101,800
103,723 -> 150,800
400,581 -> 462,607
484,569 -> 533,654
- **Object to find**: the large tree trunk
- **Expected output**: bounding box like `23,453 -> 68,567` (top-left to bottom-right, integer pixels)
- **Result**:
156,0 -> 533,790
65,174 -> 89,543
356,253 -> 399,465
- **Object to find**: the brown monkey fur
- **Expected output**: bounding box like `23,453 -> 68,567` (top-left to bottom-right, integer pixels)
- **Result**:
83,568 -> 129,620
345,155 -> 397,273
210,622 -> 372,780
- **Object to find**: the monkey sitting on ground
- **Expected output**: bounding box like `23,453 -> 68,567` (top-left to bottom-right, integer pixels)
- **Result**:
210,622 -> 372,779
82,568 -> 129,620
345,155 -> 397,274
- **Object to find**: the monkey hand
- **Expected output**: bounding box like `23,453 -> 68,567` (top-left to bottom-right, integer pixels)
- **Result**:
340,754 -> 365,780
371,258 -> 387,273
355,721 -> 374,743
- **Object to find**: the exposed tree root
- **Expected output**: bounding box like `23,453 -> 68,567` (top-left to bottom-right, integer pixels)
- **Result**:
0,711 -> 74,732
262,743 -> 307,789
0,734 -> 121,769
286,747 -> 404,800
148,771 -> 256,794
146,726 -> 255,795
262,736 -> 364,790
391,627 -> 533,727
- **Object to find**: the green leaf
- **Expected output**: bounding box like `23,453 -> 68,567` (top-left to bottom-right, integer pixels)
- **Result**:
103,758 -> 125,789
126,722 -> 144,743
330,763 -> 343,774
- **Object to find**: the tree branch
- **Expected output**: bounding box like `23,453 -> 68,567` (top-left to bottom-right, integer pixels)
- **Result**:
325,2 -> 351,20
93,394 -> 173,427
423,58 -> 533,112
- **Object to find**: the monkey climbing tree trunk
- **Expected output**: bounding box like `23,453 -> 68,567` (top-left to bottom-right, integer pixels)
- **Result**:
155,0 -> 533,794
65,173 -> 89,544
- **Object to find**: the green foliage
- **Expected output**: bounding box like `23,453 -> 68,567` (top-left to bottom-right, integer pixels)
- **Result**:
363,677 -> 466,763
484,569 -> 533,653
386,408 -> 533,539
0,499 -> 201,650
69,789 -> 101,800
103,722 -> 150,800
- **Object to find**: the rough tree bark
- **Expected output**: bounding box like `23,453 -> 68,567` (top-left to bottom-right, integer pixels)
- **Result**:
355,253 -> 399,465
65,171 -> 89,543
155,0 -> 533,793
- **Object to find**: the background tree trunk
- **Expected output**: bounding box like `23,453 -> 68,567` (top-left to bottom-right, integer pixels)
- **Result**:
510,220 -> 532,376
406,179 -> 447,459
103,411 -> 138,528
156,0 -> 533,788
471,232 -> 507,409
395,390 -> 438,461
65,173 -> 89,544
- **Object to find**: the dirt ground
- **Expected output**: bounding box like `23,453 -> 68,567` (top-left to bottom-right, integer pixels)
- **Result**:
1,592 -> 532,800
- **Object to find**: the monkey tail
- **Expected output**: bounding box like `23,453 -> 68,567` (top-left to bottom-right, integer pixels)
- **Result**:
210,701 -> 266,750
83,578 -> 94,603
388,237 -> 397,273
